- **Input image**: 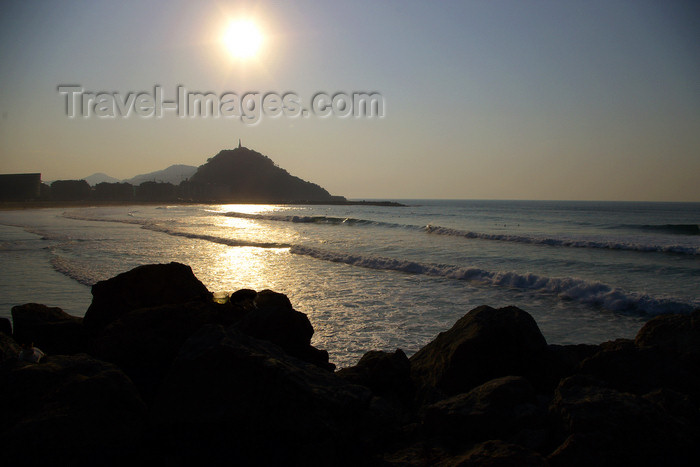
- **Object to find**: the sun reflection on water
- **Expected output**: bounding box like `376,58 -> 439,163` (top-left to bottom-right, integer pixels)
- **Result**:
206,245 -> 291,293
216,204 -> 280,215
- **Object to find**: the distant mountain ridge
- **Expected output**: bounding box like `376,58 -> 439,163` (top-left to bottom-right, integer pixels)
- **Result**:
81,165 -> 197,187
125,164 -> 197,186
81,173 -> 121,186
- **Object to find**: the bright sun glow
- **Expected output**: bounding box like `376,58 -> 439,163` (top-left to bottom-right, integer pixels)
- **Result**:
223,19 -> 263,59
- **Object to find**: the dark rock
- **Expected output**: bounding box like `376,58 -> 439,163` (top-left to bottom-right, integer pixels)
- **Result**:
0,332 -> 20,363
598,337 -> 635,351
577,339 -> 700,397
382,442 -> 451,466
296,345 -> 334,370
236,289 -> 311,347
523,343 -> 602,394
548,374 -> 700,466
229,287 -> 257,304
253,288 -> 294,309
439,440 -> 548,467
635,310 -> 700,366
422,376 -> 541,446
410,306 -> 548,401
337,349 -> 414,405
0,354 -> 147,465
11,303 -> 87,354
0,316 -> 11,335
88,300 -> 243,403
83,262 -> 211,330
151,324 -> 374,465
6,258 -> 700,467
643,388 -> 700,427
235,289 -> 334,370
546,343 -> 599,377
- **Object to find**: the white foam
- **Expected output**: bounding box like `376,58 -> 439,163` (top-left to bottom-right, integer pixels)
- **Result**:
142,224 -> 291,249
61,212 -> 148,226
290,245 -> 698,316
219,213 -> 700,255
223,211 -> 408,229
50,254 -> 103,286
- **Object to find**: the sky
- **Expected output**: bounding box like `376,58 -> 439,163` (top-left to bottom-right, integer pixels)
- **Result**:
0,0 -> 698,201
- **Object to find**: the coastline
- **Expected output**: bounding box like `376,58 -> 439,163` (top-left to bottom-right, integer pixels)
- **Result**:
0,199 -> 405,211
2,199 -> 696,355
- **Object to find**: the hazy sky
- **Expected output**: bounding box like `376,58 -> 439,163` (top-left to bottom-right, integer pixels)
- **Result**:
1,0 -> 698,201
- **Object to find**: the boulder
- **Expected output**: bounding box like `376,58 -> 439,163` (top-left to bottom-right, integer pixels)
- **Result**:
11,303 -> 87,354
546,343 -> 599,378
253,288 -> 293,309
88,300 -> 243,403
151,324 -> 374,465
548,375 -> 700,466
410,306 -> 548,400
228,287 -> 258,304
635,310 -> 700,366
337,349 -> 414,405
0,331 -> 20,363
235,289 -> 334,370
0,354 -> 147,465
0,316 -> 11,335
643,387 -> 700,428
83,262 -> 211,330
439,440 -> 548,467
577,339 -> 700,397
422,376 -> 541,446
235,289 -> 311,346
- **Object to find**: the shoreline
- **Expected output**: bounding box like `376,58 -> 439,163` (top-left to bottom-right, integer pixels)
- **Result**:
0,199 -> 405,211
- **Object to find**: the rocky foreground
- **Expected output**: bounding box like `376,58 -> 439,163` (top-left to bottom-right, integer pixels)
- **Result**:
1,263 -> 699,466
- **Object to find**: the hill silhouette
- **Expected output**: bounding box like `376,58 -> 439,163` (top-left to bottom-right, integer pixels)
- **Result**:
188,147 -> 343,202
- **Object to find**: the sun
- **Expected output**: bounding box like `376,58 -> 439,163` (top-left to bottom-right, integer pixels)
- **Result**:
223,19 -> 263,59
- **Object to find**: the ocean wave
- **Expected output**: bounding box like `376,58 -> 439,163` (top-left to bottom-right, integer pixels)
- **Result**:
62,212 -> 149,226
224,212 -> 700,255
49,254 -> 103,286
290,245 -> 698,316
61,212 -> 290,248
222,211 -> 410,229
424,225 -> 700,255
0,222 -> 95,243
142,224 -> 291,249
57,210 -> 700,257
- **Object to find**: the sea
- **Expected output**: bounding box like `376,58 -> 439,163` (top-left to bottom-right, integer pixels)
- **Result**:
1,200 -> 698,368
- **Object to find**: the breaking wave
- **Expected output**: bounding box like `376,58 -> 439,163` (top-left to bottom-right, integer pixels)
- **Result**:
424,225 -> 700,255
61,212 -> 149,226
61,212 -> 289,249
220,212 -> 700,255
142,224 -> 291,249
49,254 -> 105,286
222,211 -> 408,229
290,245 -> 698,316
